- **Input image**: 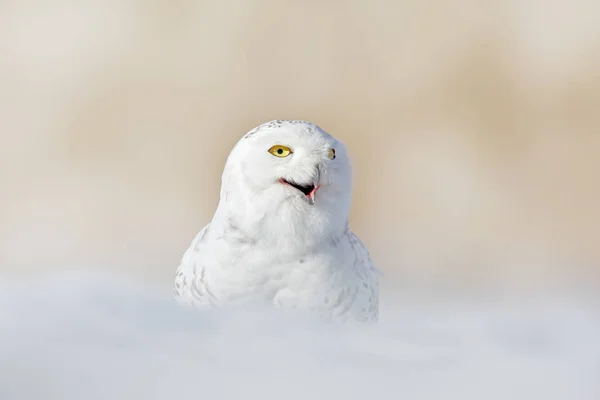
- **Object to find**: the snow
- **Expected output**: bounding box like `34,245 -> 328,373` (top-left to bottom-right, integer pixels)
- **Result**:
0,272 -> 598,400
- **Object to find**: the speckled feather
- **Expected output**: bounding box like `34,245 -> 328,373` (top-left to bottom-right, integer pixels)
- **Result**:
174,120 -> 380,324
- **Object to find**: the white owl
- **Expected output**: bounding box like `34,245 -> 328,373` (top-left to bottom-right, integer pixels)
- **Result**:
174,120 -> 379,323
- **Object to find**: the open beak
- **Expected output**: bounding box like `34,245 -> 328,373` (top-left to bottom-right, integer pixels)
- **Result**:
279,168 -> 321,205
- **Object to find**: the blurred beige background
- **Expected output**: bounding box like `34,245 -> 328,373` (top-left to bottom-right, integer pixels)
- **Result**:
1,0 -> 599,293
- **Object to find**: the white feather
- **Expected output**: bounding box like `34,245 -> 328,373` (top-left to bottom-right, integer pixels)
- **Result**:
174,120 -> 379,323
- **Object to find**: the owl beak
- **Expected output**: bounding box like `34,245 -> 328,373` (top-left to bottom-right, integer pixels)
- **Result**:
306,184 -> 321,206
306,167 -> 321,205
279,178 -> 320,205
279,166 -> 321,205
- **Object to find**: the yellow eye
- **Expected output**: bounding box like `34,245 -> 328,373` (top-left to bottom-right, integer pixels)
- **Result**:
328,148 -> 336,160
268,145 -> 292,158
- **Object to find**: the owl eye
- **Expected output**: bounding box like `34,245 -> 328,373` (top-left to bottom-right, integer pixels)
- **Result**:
268,145 -> 292,157
328,148 -> 336,160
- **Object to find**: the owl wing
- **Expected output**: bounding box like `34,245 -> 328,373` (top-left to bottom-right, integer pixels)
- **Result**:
344,230 -> 380,323
173,224 -> 212,308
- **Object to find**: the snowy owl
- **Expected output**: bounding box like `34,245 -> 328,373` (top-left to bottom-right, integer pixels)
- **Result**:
174,120 -> 379,323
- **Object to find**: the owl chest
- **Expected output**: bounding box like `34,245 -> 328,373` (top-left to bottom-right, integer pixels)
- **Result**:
203,243 -> 349,305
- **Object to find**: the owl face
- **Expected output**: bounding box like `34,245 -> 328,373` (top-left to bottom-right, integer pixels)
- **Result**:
215,120 -> 354,246
230,120 -> 352,209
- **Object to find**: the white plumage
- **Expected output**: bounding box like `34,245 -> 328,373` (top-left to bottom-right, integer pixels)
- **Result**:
174,120 -> 379,323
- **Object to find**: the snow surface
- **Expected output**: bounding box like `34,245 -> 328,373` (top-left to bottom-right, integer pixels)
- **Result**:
0,272 -> 598,400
